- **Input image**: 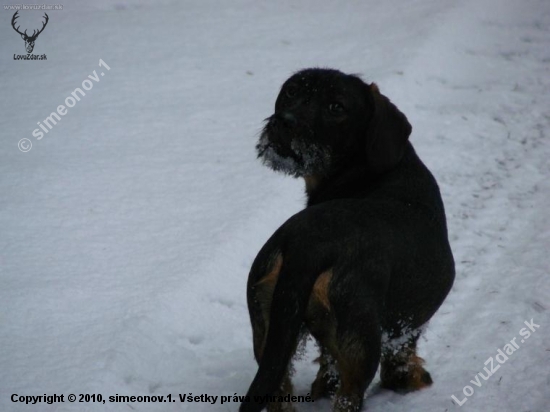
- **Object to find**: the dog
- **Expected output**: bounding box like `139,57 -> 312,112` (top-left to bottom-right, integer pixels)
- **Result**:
241,68 -> 455,412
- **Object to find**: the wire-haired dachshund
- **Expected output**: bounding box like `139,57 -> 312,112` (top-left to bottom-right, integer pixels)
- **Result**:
241,68 -> 455,412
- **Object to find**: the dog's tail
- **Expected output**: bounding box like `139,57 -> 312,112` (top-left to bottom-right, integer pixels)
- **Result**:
240,253 -> 325,412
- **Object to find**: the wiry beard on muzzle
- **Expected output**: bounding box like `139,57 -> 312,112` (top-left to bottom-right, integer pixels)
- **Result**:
256,131 -> 332,177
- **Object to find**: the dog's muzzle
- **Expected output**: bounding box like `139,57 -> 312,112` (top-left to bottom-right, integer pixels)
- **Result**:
256,114 -> 332,177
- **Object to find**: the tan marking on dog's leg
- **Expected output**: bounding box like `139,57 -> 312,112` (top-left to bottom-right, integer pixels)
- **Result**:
256,253 -> 283,287
329,321 -> 380,412
380,342 -> 433,392
311,270 -> 332,310
253,253 -> 283,361
333,352 -> 367,412
405,354 -> 432,390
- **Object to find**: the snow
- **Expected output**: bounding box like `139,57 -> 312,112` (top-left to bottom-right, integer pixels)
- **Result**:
1,0 -> 549,411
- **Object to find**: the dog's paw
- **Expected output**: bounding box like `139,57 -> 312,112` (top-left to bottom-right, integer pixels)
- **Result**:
381,365 -> 433,392
333,393 -> 362,412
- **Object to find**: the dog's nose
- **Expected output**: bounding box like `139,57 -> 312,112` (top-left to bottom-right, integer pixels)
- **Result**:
281,112 -> 297,125
273,111 -> 297,127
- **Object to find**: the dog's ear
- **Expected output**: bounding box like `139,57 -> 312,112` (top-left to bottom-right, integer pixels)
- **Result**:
365,83 -> 411,174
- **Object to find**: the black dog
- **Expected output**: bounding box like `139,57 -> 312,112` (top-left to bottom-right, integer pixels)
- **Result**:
241,68 -> 455,412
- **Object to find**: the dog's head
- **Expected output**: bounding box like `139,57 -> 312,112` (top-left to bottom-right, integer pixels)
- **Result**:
257,68 -> 411,178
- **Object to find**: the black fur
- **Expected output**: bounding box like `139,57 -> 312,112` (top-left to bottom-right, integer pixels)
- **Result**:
242,68 -> 455,412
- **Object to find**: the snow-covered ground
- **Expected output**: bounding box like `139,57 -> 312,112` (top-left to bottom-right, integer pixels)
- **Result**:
1,0 -> 549,411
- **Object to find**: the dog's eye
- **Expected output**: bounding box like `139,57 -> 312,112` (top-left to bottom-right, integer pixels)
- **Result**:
285,85 -> 298,98
328,102 -> 345,114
